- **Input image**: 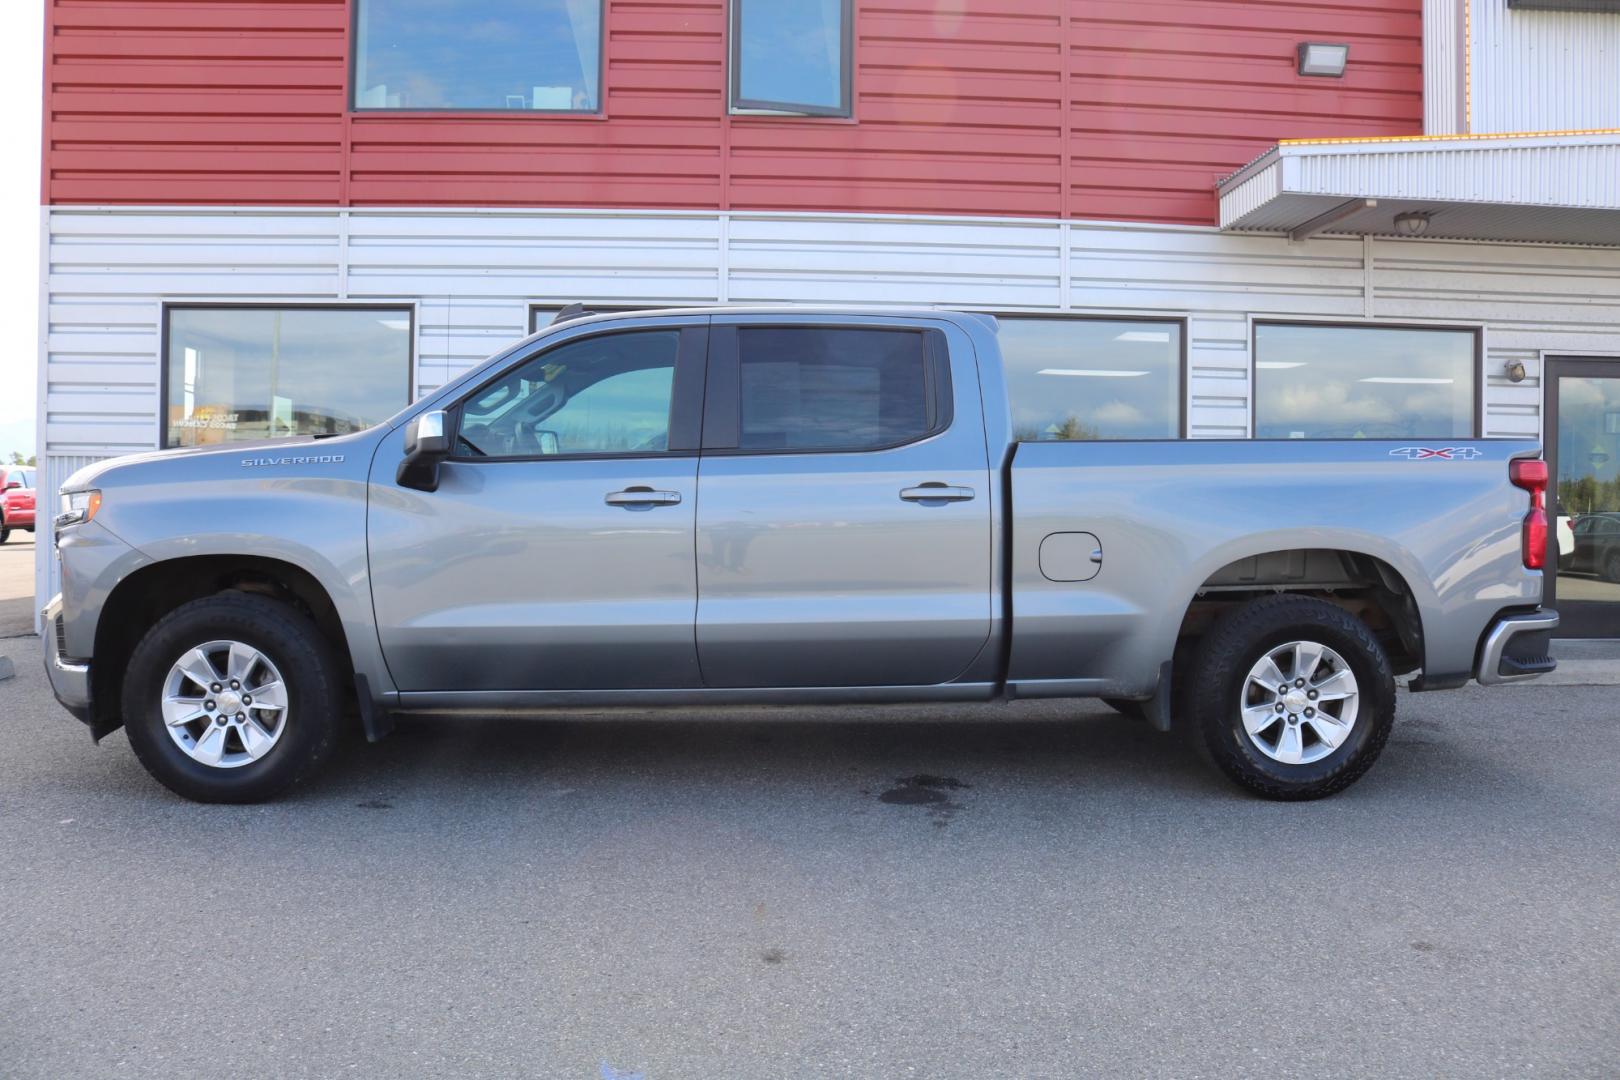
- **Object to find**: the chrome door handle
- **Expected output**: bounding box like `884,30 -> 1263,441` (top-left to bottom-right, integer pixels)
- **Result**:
899,484 -> 975,503
605,488 -> 682,507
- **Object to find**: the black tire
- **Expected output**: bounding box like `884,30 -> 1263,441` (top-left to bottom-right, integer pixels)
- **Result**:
0,516 -> 9,544
1186,595 -> 1395,801
1101,698 -> 1147,720
1604,550 -> 1620,585
121,592 -> 343,803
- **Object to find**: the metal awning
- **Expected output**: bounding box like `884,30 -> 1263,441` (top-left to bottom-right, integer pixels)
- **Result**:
1218,131 -> 1620,246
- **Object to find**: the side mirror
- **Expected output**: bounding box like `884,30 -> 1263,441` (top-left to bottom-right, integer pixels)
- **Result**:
3,481 -> 18,491
396,409 -> 452,492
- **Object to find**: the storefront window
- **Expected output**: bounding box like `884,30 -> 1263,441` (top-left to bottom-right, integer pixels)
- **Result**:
353,0 -> 602,112
999,318 -> 1183,441
732,0 -> 852,116
530,305 -> 637,333
1255,324 -> 1476,439
165,308 -> 412,448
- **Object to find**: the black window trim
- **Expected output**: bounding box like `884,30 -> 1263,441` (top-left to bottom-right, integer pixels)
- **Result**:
1251,319 -> 1484,441
701,322 -> 953,456
989,312 -> 1190,441
729,0 -> 855,118
158,302 -> 417,451
348,0 -> 608,116
445,323 -> 710,464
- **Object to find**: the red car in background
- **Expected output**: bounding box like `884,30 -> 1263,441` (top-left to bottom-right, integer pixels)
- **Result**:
1,465 -> 36,543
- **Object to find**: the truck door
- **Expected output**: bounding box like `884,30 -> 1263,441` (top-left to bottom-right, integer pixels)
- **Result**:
368,320 -> 708,692
694,318 -> 993,687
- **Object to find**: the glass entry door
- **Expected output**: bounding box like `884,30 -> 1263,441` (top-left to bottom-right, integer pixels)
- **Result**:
1547,357 -> 1620,638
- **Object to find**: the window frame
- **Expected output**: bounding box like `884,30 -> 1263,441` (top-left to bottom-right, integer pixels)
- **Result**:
1506,0 -> 1620,11
1250,319 -> 1483,441
348,0 -> 608,116
158,302 -> 417,451
729,0 -> 855,118
701,321 -> 953,455
989,313 -> 1190,441
446,323 -> 710,464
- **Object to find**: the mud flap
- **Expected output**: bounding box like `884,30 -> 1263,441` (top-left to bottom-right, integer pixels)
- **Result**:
1143,660 -> 1174,733
355,673 -> 395,743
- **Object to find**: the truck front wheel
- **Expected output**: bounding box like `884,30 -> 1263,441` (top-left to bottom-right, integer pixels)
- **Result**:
1185,595 -> 1395,800
120,592 -> 343,803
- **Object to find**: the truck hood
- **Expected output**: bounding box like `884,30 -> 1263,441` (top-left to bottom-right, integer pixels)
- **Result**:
61,429 -> 388,493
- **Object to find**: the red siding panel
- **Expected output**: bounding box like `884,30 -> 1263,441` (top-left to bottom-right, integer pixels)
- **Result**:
43,0 -> 1423,223
1069,0 -> 1424,224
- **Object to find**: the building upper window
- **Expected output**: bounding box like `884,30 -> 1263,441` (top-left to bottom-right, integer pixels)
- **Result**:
1506,1 -> 1620,11
165,307 -> 412,448
354,0 -> 603,112
999,318 -> 1183,441
731,0 -> 852,116
1254,324 -> 1477,440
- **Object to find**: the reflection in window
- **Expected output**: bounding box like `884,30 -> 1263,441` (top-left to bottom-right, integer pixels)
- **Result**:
1255,325 -> 1475,439
355,0 -> 602,111
733,0 -> 851,115
737,328 -> 931,450
999,319 -> 1181,441
458,331 -> 678,457
165,308 -> 411,448
1554,375 -> 1620,594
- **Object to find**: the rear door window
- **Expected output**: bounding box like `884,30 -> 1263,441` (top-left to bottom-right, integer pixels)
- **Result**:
730,327 -> 943,452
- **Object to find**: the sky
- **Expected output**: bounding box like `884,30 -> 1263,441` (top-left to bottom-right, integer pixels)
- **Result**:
0,3 -> 43,462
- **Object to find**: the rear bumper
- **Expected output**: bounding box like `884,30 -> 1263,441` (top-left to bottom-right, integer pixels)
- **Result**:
41,595 -> 93,724
1475,610 -> 1560,686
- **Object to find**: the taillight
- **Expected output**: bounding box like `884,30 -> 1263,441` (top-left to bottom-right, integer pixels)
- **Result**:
1510,459 -> 1549,570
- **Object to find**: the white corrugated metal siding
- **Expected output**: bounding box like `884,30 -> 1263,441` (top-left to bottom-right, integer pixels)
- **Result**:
1288,136 -> 1620,208
37,206 -> 1620,611
1469,0 -> 1620,133
1424,0 -> 1467,135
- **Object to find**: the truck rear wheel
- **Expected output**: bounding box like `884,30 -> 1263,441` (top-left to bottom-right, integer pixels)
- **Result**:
1185,595 -> 1395,800
121,592 -> 342,803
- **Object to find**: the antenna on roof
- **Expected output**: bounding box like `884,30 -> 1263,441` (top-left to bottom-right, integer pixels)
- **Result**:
550,303 -> 596,325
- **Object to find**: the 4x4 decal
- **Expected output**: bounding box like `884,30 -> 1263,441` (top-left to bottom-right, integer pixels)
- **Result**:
1388,447 -> 1484,460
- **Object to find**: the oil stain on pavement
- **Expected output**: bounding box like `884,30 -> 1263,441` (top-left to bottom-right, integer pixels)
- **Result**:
877,774 -> 970,827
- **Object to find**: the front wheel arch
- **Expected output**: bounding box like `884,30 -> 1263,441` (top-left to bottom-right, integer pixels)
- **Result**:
91,556 -> 355,739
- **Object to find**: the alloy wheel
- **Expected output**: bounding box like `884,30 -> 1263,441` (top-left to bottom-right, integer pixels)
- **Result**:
160,640 -> 290,769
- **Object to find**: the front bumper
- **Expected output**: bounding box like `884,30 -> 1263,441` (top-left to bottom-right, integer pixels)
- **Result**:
1475,609 -> 1560,685
42,595 -> 93,724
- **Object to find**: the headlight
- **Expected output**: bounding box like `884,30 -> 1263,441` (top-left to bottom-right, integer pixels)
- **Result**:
56,489 -> 102,530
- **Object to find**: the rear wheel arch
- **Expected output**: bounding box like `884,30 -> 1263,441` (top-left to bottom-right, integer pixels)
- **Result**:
1173,547 -> 1425,677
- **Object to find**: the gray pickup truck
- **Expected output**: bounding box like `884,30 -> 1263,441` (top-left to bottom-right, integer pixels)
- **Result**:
44,308 -> 1558,803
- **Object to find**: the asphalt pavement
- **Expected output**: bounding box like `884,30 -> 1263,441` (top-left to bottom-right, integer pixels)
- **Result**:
1,645 -> 1616,1079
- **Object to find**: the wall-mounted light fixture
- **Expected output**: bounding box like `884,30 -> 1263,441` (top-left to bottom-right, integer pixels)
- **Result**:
1505,360 -> 1528,384
1394,210 -> 1433,236
1297,42 -> 1349,78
